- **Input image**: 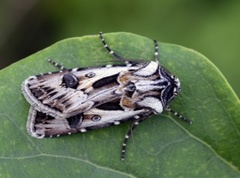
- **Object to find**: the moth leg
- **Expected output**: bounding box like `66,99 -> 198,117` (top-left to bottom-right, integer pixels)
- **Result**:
121,117 -> 148,161
153,40 -> 159,62
166,107 -> 192,124
47,59 -> 68,71
99,32 -> 125,61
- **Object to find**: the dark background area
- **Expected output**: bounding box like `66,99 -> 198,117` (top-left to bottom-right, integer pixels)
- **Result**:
1,0 -> 239,97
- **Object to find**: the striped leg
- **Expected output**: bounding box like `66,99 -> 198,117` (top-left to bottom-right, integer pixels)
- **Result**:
121,108 -> 191,161
99,32 -> 125,61
47,59 -> 67,71
154,40 -> 159,62
121,119 -> 144,161
166,107 -> 192,124
120,113 -> 153,161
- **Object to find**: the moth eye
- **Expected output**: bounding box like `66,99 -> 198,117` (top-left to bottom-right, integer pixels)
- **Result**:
161,85 -> 175,107
160,81 -> 168,86
85,72 -> 96,78
62,73 -> 79,89
91,115 -> 101,122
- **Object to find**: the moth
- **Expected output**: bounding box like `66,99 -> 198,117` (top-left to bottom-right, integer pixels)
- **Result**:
22,32 -> 192,160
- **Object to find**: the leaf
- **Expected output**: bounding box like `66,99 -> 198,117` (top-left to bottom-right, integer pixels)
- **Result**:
0,32 -> 239,177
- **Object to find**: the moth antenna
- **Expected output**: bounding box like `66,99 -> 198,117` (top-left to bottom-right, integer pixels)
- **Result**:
154,40 -> 159,63
48,59 -> 67,71
99,32 -> 125,61
166,107 -> 192,124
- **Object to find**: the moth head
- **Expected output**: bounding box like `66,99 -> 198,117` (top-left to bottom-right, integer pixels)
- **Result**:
159,67 -> 181,108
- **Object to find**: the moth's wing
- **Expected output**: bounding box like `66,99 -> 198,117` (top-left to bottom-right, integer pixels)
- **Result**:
27,106 -> 150,138
22,66 -> 131,119
27,106 -> 79,138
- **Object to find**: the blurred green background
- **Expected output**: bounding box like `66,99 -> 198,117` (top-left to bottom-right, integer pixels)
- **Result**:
0,0 -> 239,98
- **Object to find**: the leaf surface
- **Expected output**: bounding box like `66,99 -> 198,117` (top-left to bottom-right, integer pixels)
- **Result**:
0,32 -> 239,177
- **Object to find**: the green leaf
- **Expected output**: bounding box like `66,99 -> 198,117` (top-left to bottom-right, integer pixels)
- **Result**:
0,32 -> 239,177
